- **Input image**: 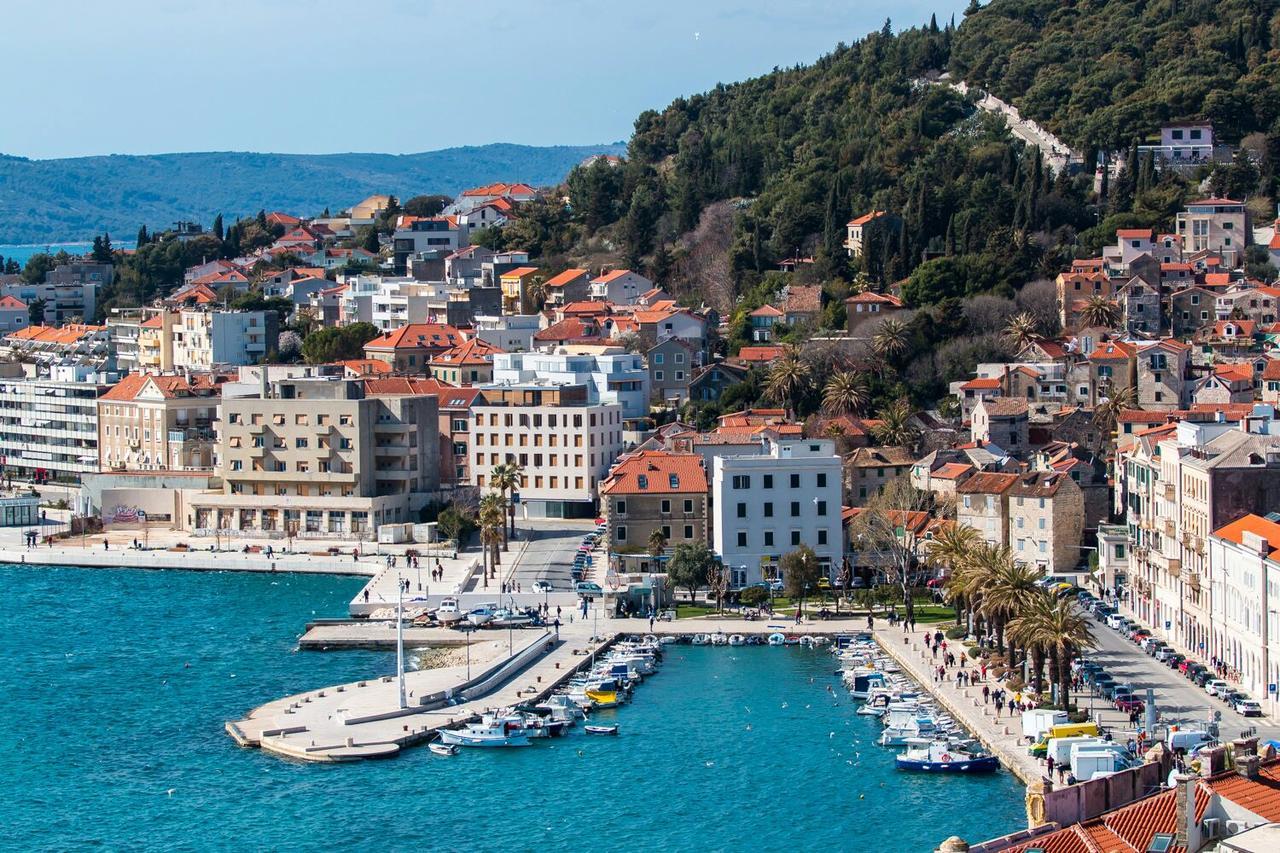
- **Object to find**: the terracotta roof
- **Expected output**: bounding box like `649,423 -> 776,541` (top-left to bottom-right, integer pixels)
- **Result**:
1115,228 -> 1153,239
599,451 -> 707,496
1117,409 -> 1168,424
1213,513 -> 1280,559
1007,471 -> 1071,498
749,304 -> 784,318
783,285 -> 823,314
737,345 -> 786,363
101,372 -> 224,402
1203,757 -> 1280,819
960,377 -> 1001,391
845,446 -> 914,467
361,377 -> 454,397
0,295 -> 26,309
167,282 -> 220,305
7,323 -> 106,345
593,268 -> 636,284
1089,340 -> 1135,360
1188,196 -> 1244,205
544,268 -> 589,288
956,472 -> 1019,494
930,462 -> 974,481
461,182 -> 534,198
534,317 -> 605,343
1205,272 -> 1234,286
499,266 -> 539,280
845,291 -> 904,307
846,210 -> 887,227
979,398 -> 1029,418
1262,359 -> 1280,380
1213,362 -> 1255,383
364,323 -> 466,351
335,359 -> 391,375
430,337 -> 503,367
140,315 -> 165,329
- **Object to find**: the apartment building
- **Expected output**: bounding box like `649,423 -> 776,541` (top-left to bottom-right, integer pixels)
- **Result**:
485,347 -> 649,422
392,217 -> 462,274
187,377 -> 439,538
1,262 -> 108,324
955,472 -> 1019,548
1175,197 -> 1250,267
1207,514 -> 1280,719
712,438 -> 843,587
97,373 -> 223,472
0,365 -> 113,483
171,310 -> 276,369
1006,471 -> 1086,574
370,278 -> 436,330
470,388 -> 623,518
600,451 -> 709,572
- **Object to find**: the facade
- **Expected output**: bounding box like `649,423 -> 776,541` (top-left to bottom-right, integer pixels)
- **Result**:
956,472 -> 1019,548
843,446 -> 914,506
712,438 -> 843,587
1175,198 -> 1250,267
190,377 -> 440,538
542,268 -> 590,307
971,398 -> 1029,453
172,310 -> 276,370
647,337 -> 698,404
485,347 -> 649,422
470,398 -> 623,518
589,269 -> 652,305
844,211 -> 889,257
97,373 -> 222,472
429,338 -> 502,385
363,323 -> 467,371
1006,471 -> 1086,574
499,267 -> 542,315
600,451 -> 709,572
845,292 -> 904,334
0,296 -> 28,334
1208,514 -> 1280,719
392,217 -> 461,274
0,366 -> 113,483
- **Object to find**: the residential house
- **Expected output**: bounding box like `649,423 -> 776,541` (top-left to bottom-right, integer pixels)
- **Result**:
590,269 -> 653,305
647,337 -> 699,404
542,268 -> 590,307
845,292 -> 905,334
782,285 -> 823,326
0,366 -> 113,483
499,266 -> 542,315
971,398 -> 1029,454
956,472 -> 1019,548
97,372 -> 223,471
687,361 -> 750,403
1006,472 -> 1086,574
362,323 -> 468,372
1116,275 -> 1162,334
171,310 -> 277,370
844,211 -> 894,258
1170,285 -> 1217,337
1194,363 -> 1257,406
1196,319 -> 1258,360
843,446 -> 914,506
600,451 -> 709,572
429,338 -> 503,385
0,296 -> 28,334
484,347 -> 649,422
1176,197 -> 1251,267
749,304 -> 783,342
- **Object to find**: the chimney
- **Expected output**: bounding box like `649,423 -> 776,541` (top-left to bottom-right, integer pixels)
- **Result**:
1175,775 -> 1201,851
1238,754 -> 1261,780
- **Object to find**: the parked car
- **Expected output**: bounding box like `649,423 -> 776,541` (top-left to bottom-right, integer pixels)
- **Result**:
575,582 -> 603,596
1115,696 -> 1145,714
1165,653 -> 1185,669
1235,698 -> 1263,717
1154,647 -> 1176,663
532,580 -> 554,593
1204,679 -> 1231,697
1192,670 -> 1216,688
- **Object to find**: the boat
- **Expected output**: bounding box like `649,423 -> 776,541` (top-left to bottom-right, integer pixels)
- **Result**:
767,633 -> 786,646
429,742 -> 459,756
466,604 -> 498,627
585,724 -> 619,735
489,609 -> 533,628
728,634 -> 746,646
845,668 -> 889,700
799,635 -> 816,647
691,633 -> 711,646
895,740 -> 1000,773
658,636 -> 677,645
434,597 -> 464,624
710,632 -> 729,646
584,688 -> 621,708
437,719 -> 532,748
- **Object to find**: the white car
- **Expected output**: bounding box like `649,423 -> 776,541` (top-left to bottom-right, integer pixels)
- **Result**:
1236,699 -> 1263,717
1204,679 -> 1230,697
532,580 -> 554,593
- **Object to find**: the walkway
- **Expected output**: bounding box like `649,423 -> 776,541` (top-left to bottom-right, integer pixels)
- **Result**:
938,78 -> 1083,174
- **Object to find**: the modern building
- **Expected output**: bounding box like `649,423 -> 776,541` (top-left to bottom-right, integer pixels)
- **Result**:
712,438 -> 843,587
171,310 -> 277,370
600,451 -> 709,572
0,365 -> 114,483
188,376 -> 440,539
484,347 -> 649,422
1175,197 -> 1251,267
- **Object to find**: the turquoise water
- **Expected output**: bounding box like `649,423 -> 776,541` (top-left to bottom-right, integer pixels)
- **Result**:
1,565 -> 1026,852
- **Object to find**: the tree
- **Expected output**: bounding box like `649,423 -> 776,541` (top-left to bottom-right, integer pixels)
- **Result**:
1007,591 -> 1095,707
1002,312 -> 1040,352
647,528 -> 667,561
823,370 -> 869,415
781,545 -> 822,618
847,477 -> 932,621
478,492 -> 506,586
91,233 -> 113,263
765,346 -> 811,418
26,298 -> 46,327
666,541 -> 714,604
22,253 -> 56,284
136,225 -> 150,247
1092,381 -> 1139,450
1079,295 -> 1121,329
300,322 -> 381,363
872,317 -> 911,362
982,557 -> 1041,656
871,399 -> 919,448
927,523 -> 980,624
360,226 -> 381,254
436,501 -> 476,546
213,213 -> 224,241
403,195 -> 452,218
706,562 -> 731,613
489,462 -> 524,544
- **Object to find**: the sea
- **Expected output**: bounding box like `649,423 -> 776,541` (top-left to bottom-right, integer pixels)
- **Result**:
0,241 -> 136,266
0,565 -> 1027,852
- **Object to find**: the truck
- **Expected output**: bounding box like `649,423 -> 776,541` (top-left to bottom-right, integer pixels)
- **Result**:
1022,709 -> 1069,741
1072,749 -> 1125,782
1030,721 -> 1101,757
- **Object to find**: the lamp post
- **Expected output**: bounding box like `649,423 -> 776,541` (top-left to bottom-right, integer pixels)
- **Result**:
396,569 -> 407,710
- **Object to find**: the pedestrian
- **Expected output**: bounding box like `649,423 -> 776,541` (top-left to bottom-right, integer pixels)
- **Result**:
980,663 -> 988,681
1046,755 -> 1055,776
983,685 -> 991,704
103,540 -> 108,551
649,613 -> 655,631
363,589 -> 369,603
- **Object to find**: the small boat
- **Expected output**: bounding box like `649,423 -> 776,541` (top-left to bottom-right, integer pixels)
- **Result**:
429,742 -> 459,756
799,635 -> 816,647
711,632 -> 729,646
728,634 -> 746,646
434,597 -> 464,624
896,740 -> 1000,773
767,633 -> 785,646
584,689 -> 620,708
437,719 -> 531,748
489,609 -> 533,628
691,633 -> 711,646
585,724 -> 618,736
466,604 -> 498,627
658,636 -> 677,645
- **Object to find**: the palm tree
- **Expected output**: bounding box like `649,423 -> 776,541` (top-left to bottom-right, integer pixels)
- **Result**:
478,493 -> 506,587
489,462 -> 524,545
1079,295 -> 1121,329
1092,381 -> 1140,449
982,559 -> 1042,660
927,524 -> 980,625
871,399 -> 920,448
765,347 -> 811,418
527,275 -> 547,311
944,542 -> 1005,638
1003,312 -> 1040,352
872,317 -> 910,361
823,370 -> 869,415
647,528 -> 667,562
1007,592 -> 1095,707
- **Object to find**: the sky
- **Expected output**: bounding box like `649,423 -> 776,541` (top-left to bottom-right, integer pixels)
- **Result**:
11,0 -> 970,160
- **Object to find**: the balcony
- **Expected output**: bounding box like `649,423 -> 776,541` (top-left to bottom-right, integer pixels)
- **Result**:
1161,482 -> 1175,501
1162,519 -> 1176,538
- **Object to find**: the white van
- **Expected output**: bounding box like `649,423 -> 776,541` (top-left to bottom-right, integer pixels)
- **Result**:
1073,749 -> 1122,782
1047,735 -> 1105,766
1166,730 -> 1213,753
1022,709 -> 1070,741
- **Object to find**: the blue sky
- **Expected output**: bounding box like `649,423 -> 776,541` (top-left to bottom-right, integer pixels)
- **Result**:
13,0 -> 969,159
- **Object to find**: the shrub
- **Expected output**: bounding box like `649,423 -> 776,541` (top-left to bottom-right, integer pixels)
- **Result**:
739,586 -> 769,608
945,626 -> 967,640
967,647 -> 981,659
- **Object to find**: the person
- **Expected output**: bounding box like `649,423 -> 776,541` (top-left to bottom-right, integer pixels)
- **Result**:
1046,755 -> 1055,776
983,685 -> 991,704
103,540 -> 109,551
649,613 -> 655,632
363,589 -> 369,603
867,614 -> 875,629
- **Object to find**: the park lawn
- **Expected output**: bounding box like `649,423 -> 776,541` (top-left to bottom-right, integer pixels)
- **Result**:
911,604 -> 957,624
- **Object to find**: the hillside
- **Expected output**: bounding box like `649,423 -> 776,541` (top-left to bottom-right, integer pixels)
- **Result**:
0,143 -> 624,244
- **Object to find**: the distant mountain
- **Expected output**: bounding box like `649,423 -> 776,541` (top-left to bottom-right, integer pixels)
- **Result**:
0,143 -> 625,244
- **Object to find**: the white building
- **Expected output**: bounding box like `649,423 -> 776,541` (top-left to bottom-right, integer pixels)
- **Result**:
172,310 -> 275,369
473,315 -> 540,353
712,438 -> 843,587
370,278 -> 439,331
1208,514 -> 1280,719
590,269 -> 653,305
470,399 -> 623,519
484,347 -> 649,422
0,365 -> 114,483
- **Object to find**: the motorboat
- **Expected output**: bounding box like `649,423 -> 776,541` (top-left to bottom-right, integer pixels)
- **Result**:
585,724 -> 619,736
429,742 -> 459,756
728,634 -> 746,646
437,719 -> 531,748
799,635 -> 816,647
489,609 -> 533,628
845,668 -> 889,700
691,634 -> 711,646
711,632 -> 729,646
434,597 -> 464,624
466,604 -> 499,627
896,740 -> 1000,773
584,688 -> 621,708
767,633 -> 786,646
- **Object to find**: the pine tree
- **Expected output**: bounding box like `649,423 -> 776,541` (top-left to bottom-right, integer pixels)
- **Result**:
136,224 -> 149,247
944,215 -> 956,256
213,213 -> 224,241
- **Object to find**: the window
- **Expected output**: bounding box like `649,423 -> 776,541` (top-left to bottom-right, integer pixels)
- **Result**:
1017,538 -> 1026,550
653,353 -> 664,365
661,499 -> 671,513
763,474 -> 773,489
683,525 -> 693,539
295,437 -> 308,449
817,530 -> 827,546
615,526 -> 627,542
790,530 -> 801,546
655,371 -> 664,381
732,475 -> 751,489
737,502 -> 747,519
737,531 -> 748,547
790,501 -> 800,517
789,473 -> 800,488
816,500 -> 827,516
817,472 -> 827,488
763,502 -> 773,517
763,531 -> 774,547
615,499 -> 627,515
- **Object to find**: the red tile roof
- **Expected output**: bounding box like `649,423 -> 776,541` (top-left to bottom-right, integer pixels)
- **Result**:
600,451 -> 707,495
1213,513 -> 1280,560
956,472 -> 1018,494
364,323 -> 466,351
961,377 -> 1001,391
737,345 -> 786,363
544,268 -> 588,288
0,295 -> 26,309
847,210 -> 887,227
430,337 -> 503,367
930,462 -> 974,481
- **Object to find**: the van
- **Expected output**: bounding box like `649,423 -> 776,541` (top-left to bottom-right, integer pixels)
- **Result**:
1022,709 -> 1070,741
1030,722 -> 1101,756
1072,749 -> 1123,782
1166,730 -> 1212,753
1046,735 -> 1105,766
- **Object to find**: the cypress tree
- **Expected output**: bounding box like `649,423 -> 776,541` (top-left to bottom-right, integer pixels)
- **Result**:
944,215 -> 956,256
213,213 -> 224,241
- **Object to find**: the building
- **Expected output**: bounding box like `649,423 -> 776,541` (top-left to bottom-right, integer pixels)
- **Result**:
600,451 -> 709,572
0,366 -> 113,483
484,347 -> 649,422
470,394 -> 623,518
972,398 -> 1030,453
843,446 -> 914,506
1176,197 -> 1251,267
189,377 -> 440,539
955,472 -> 1020,548
845,292 -> 904,334
1006,471 -> 1086,574
1208,514 -> 1280,719
712,438 -> 843,587
170,310 -> 276,370
362,323 -> 467,372
0,296 -> 28,334
749,304 -> 783,342
391,217 -> 462,274
429,338 -> 503,385
97,373 -> 223,472
647,337 -> 699,405
499,267 -> 541,314
589,269 -> 652,305
542,269 -> 590,307
844,211 -> 889,258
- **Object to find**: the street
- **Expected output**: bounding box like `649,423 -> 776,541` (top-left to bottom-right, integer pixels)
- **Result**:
471,520 -> 594,594
1080,612 -> 1280,744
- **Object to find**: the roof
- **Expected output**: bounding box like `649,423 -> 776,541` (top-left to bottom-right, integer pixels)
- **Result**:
1089,340 -> 1135,360
599,451 -> 707,496
1213,514 -> 1280,560
1007,471 -> 1072,498
930,462 -> 975,481
956,472 -> 1019,494
1188,196 -> 1244,206
364,323 -> 466,351
499,266 -> 539,280
361,377 -> 453,397
845,446 -> 914,467
1213,362 -> 1255,383
1263,359 -> 1280,380
845,291 -> 904,307
167,282 -> 220,305
978,398 -> 1029,418
544,268 -> 589,288
748,304 -> 784,318
1115,228 -> 1153,239
0,295 -> 26,309
1117,409 -> 1169,424
737,345 -> 787,363
783,285 -> 823,314
846,210 -> 888,227
7,323 -> 106,345
593,268 -> 637,284
430,337 -> 503,368
461,182 -> 534,198
335,359 -> 391,375
101,372 -> 224,402
960,377 -> 1002,391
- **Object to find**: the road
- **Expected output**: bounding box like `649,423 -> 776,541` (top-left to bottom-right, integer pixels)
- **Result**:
1080,612 -> 1280,745
500,520 -> 595,594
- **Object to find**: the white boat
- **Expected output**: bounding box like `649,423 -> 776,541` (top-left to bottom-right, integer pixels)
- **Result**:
691,634 -> 711,645
429,742 -> 458,756
658,636 -> 677,645
585,724 -> 618,735
489,609 -> 533,628
710,632 -> 729,646
466,604 -> 498,627
437,719 -> 531,747
434,597 -> 464,624
767,633 -> 785,646
799,635 -> 816,647
728,634 -> 746,646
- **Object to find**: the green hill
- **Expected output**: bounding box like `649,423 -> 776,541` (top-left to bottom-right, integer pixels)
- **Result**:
0,143 -> 624,244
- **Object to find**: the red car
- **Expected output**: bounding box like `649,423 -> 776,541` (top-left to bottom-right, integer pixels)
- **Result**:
1116,696 -> 1145,714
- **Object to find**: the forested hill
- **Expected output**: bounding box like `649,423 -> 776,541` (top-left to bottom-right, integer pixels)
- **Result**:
951,0 -> 1280,151
0,143 -> 624,244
